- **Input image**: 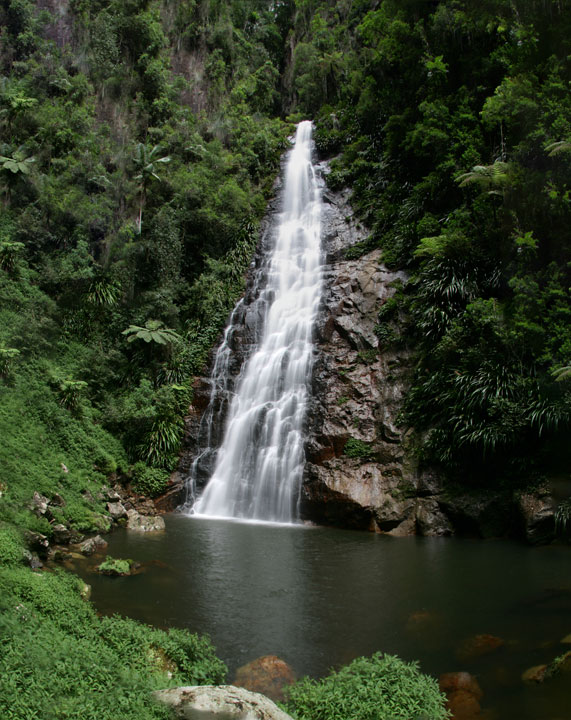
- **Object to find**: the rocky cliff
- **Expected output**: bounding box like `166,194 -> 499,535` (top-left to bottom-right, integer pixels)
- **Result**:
166,157 -> 555,543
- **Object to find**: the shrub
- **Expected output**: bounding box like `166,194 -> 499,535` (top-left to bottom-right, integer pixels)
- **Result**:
343,438 -> 374,460
131,462 -> 170,498
283,653 -> 449,720
0,525 -> 24,566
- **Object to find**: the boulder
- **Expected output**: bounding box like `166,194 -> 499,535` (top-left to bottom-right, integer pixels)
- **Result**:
107,501 -> 128,520
517,490 -> 555,545
445,689 -> 482,719
153,685 -> 295,720
233,655 -> 296,702
126,509 -> 165,532
415,499 -> 452,536
25,531 -> 50,556
77,535 -> 108,556
439,672 -> 483,700
29,492 -> 50,517
52,524 -> 73,544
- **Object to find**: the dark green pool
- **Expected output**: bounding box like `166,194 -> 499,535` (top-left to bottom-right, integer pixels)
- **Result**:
75,515 -> 571,719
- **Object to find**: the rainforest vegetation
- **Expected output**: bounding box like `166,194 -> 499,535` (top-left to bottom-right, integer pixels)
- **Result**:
0,0 -> 569,717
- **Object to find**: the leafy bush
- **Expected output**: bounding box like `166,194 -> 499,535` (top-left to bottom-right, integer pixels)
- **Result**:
0,525 -> 24,566
131,462 -> 170,498
97,556 -> 132,575
283,652 -> 449,720
0,565 -> 227,720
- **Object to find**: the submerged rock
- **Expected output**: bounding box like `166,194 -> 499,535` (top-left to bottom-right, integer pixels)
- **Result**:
233,655 -> 296,702
439,672 -> 483,720
153,685 -> 295,720
457,634 -> 505,661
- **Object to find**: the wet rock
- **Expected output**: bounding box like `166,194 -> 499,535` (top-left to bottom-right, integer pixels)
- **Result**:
51,493 -> 66,507
154,471 -> 187,513
233,655 -> 296,702
416,499 -> 452,536
517,490 -> 555,545
561,633 -> 571,644
80,583 -> 91,600
126,509 -> 165,532
445,689 -> 482,719
406,610 -> 439,634
52,524 -> 73,544
107,501 -> 128,520
439,493 -> 513,538
439,672 -> 483,700
521,665 -> 548,683
153,685 -> 295,720
457,634 -> 505,661
77,535 -> 108,556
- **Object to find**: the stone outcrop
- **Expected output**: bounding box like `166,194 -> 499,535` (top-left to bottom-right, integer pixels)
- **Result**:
300,173 -> 439,535
153,685 -> 295,720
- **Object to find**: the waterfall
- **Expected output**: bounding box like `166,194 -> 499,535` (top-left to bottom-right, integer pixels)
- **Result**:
188,121 -> 323,523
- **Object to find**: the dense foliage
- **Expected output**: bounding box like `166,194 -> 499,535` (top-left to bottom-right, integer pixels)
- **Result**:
284,652 -> 449,720
0,0 -> 292,533
1,0 -> 569,716
0,528 -> 226,719
292,0 -> 571,487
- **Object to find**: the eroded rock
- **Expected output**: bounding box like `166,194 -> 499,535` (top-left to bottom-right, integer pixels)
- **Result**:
126,509 -> 165,532
77,535 -> 108,556
153,685 -> 294,720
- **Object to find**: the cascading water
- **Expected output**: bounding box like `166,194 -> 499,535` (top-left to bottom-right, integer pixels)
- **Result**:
188,121 -> 323,523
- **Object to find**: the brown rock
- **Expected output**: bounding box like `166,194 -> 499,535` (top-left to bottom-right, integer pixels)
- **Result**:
521,664 -> 548,683
446,689 -> 481,719
439,672 -> 483,700
517,490 -> 555,545
233,655 -> 296,702
457,634 -> 504,661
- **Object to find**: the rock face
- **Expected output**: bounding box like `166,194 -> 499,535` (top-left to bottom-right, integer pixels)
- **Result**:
170,153 -> 557,542
300,173 -> 443,535
153,685 -> 295,720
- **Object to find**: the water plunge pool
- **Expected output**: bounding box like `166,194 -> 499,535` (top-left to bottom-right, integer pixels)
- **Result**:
78,515 -> 571,719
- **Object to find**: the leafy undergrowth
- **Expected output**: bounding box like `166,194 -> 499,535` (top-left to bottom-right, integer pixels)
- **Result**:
283,652 -> 449,720
0,528 -> 227,720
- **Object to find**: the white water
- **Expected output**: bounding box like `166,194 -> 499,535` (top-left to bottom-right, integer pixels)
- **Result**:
191,121 -> 323,523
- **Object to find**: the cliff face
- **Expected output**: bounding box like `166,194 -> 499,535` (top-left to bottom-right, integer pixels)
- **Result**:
299,174 -> 451,536
167,158 -> 555,543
